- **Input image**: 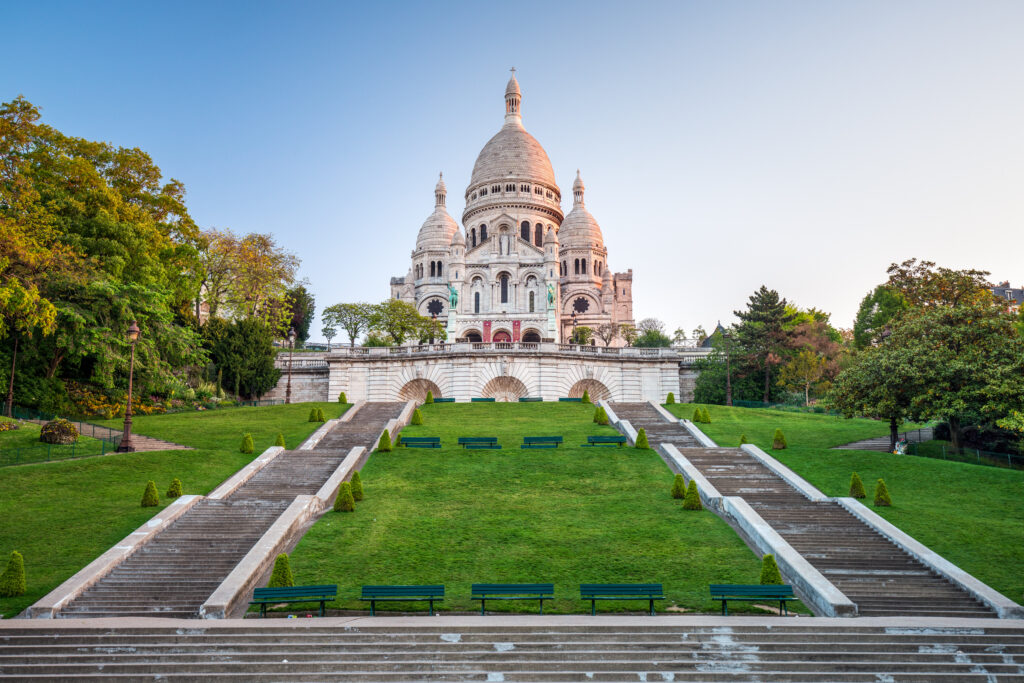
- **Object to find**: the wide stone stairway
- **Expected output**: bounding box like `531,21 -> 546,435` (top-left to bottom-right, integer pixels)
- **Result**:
57,402 -> 403,619
611,403 -> 995,619
3,621 -> 1023,680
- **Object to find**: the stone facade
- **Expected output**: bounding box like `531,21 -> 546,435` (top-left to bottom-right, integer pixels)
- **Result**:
390,72 -> 634,344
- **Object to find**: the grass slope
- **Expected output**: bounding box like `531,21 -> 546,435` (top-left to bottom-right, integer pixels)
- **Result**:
666,403 -> 1024,605
289,403 -> 769,614
0,402 -> 346,618
0,422 -> 107,466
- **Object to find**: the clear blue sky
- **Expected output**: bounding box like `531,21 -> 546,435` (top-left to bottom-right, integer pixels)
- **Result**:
6,0 -> 1023,338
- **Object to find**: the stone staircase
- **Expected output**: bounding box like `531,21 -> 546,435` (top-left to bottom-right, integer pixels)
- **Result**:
611,404 -> 995,619
2,621 -> 1023,680
56,402 -> 403,619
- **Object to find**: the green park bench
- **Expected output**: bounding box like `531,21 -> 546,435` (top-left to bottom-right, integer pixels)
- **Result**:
580,583 -> 664,616
518,397 -> 542,402
471,397 -> 496,402
361,584 -> 445,616
472,583 -> 555,615
521,436 -> 562,449
433,397 -> 455,403
710,584 -> 796,616
402,437 -> 441,449
458,437 -> 501,449
249,584 -> 337,618
558,397 -> 582,402
583,435 -> 627,447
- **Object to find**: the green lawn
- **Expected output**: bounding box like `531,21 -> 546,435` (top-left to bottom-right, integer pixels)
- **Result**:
665,403 -> 1024,605
0,422 -> 109,466
0,402 -> 347,618
288,402 -> 773,615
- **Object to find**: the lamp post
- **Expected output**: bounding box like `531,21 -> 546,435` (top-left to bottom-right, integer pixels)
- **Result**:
430,313 -> 437,344
285,327 -> 296,405
117,320 -> 140,452
570,311 -> 578,344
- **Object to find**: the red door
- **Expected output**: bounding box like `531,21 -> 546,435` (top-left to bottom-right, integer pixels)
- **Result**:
493,331 -> 512,342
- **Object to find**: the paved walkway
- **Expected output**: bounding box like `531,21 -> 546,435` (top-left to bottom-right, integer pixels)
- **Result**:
25,418 -> 191,453
832,427 -> 934,452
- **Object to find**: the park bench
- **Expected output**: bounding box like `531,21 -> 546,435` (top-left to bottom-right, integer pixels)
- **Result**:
558,397 -> 582,402
472,583 -> 555,615
249,584 -> 337,618
458,437 -> 501,449
361,584 -> 445,616
433,397 -> 455,403
583,435 -> 627,447
402,437 -> 441,449
518,397 -> 542,402
471,397 -> 496,402
521,436 -> 562,449
710,584 -> 796,616
580,583 -> 664,616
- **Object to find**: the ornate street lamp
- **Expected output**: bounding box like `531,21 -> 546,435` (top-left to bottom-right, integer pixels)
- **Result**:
117,320 -> 141,452
285,327 -> 296,404
570,311 -> 578,344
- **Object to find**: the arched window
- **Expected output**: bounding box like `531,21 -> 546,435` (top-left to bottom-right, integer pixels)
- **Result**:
429,262 -> 435,278
529,291 -> 535,312
480,224 -> 488,241
436,262 -> 442,277
521,220 -> 530,241
562,261 -> 567,276
534,223 -> 543,247
582,258 -> 587,274
574,259 -> 580,275
471,228 -> 477,247
500,274 -> 509,304
474,292 -> 480,314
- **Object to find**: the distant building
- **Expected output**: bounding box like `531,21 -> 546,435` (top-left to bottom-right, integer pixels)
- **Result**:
991,281 -> 1023,312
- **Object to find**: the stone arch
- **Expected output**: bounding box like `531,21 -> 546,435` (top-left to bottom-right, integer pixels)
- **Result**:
492,329 -> 512,342
463,328 -> 483,342
562,291 -> 600,315
521,329 -> 542,343
398,379 -> 442,402
568,379 -> 611,402
480,376 -> 528,402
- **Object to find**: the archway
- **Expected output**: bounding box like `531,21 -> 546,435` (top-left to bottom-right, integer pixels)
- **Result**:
493,330 -> 512,342
464,330 -> 483,342
481,376 -> 528,402
398,379 -> 442,402
521,329 -> 541,343
569,379 -> 611,402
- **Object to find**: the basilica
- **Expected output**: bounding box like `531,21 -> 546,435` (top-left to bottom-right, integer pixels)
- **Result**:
390,72 -> 635,344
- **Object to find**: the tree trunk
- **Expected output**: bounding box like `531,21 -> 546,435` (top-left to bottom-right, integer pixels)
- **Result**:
763,362 -> 771,404
889,417 -> 899,453
46,349 -> 65,379
805,382 -> 810,407
5,336 -> 17,418
948,415 -> 963,454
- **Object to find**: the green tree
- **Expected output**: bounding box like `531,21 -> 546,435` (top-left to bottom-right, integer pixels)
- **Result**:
240,433 -> 254,454
166,478 -> 183,498
424,390 -> 433,404
411,408 -> 423,425
633,329 -> 673,347
852,285 -> 908,349
333,481 -> 355,512
778,349 -> 825,406
0,550 -> 26,597
322,324 -> 336,350
369,299 -> 425,346
874,479 -> 892,507
284,282 -> 316,344
141,481 -> 159,507
734,286 -> 795,403
203,318 -> 280,399
849,472 -> 866,498
635,428 -> 649,449
671,473 -> 685,499
618,324 -> 638,347
571,325 -> 594,345
350,470 -> 364,501
772,429 -> 787,449
322,302 -> 373,347
267,553 -> 294,587
275,433 -> 286,447
377,429 -> 392,452
682,480 -> 703,510
759,554 -> 783,584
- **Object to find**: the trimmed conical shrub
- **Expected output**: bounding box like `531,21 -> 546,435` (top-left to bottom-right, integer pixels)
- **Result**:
411,409 -> 423,425
739,434 -> 748,445
166,478 -> 183,498
666,392 -> 675,404
759,554 -> 783,585
700,407 -> 711,424
308,408 -> 318,422
141,481 -> 159,507
241,433 -> 254,454
692,407 -> 702,423
268,553 -> 294,587
334,481 -> 355,512
671,473 -> 686,499
593,406 -> 609,425
317,407 -> 326,422
350,471 -> 364,501
377,429 -> 392,452
581,390 -> 591,404
338,391 -> 347,403
394,433 -> 402,448
772,429 -> 787,450
275,433 -> 286,448
874,478 -> 892,506
0,551 -> 26,597
849,472 -> 866,498
425,390 -> 434,404
635,428 -> 649,449
682,480 -> 703,510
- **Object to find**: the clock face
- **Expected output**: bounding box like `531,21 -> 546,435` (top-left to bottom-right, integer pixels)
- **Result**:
573,297 -> 590,313
426,299 -> 444,316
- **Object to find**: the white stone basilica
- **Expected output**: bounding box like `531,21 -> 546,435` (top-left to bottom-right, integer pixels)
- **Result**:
390,72 -> 634,344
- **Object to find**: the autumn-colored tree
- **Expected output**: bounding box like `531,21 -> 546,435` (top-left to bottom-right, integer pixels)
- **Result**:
778,349 -> 825,406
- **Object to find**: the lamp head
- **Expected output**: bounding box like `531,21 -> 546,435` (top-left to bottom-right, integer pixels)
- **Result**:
288,327 -> 297,343
127,320 -> 140,342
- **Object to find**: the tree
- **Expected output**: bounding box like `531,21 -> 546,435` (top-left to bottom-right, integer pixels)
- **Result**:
203,318 -> 280,399
691,325 -> 707,344
682,480 -> 702,510
322,324 -> 336,350
885,258 -> 994,308
229,233 -> 299,327
571,325 -> 593,345
633,328 -> 672,347
672,328 -> 688,345
268,553 -> 294,587
368,299 -> 423,346
0,550 -> 26,597
618,324 -> 638,347
284,282 -> 315,343
322,302 -> 373,347
778,349 -> 825,406
759,554 -> 783,584
637,318 -> 665,335
141,481 -> 159,507
852,285 -> 908,349
595,322 -> 619,346
195,228 -> 239,321
734,286 -> 795,403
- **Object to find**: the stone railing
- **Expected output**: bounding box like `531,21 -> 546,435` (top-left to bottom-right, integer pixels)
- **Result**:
310,342 -> 685,359
274,358 -> 329,369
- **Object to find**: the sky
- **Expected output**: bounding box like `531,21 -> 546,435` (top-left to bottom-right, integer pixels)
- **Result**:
5,0 -> 1023,340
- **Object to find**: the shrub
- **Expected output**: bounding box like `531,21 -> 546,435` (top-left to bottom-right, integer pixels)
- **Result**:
268,553 -> 294,587
874,478 -> 892,506
671,473 -> 685,499
739,434 -> 748,445
593,406 -> 609,425
700,407 -> 711,424
166,478 -> 183,498
692,408 -> 703,423
682,479 -> 703,510
425,390 -> 434,404
772,429 -> 787,450
275,433 -> 286,448
308,408 -> 318,422
0,419 -> 20,433
240,433 -> 254,454
394,433 -> 402,448
334,481 -> 355,512
338,391 -> 347,403
141,481 -> 160,507
411,409 -> 423,425
377,429 -> 392,452
315,407 -> 326,422
635,427 -> 649,449
849,472 -> 866,498
39,418 -> 78,445
581,390 -> 591,404
350,471 -> 364,501
759,554 -> 783,585
666,392 -> 675,404
0,550 -> 26,597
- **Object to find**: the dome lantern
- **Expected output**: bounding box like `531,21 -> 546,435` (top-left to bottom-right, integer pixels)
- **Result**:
505,67 -> 521,123
435,172 -> 447,208
573,169 -> 585,207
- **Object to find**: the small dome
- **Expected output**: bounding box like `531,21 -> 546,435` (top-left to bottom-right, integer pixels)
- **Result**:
417,177 -> 458,248
451,228 -> 465,246
544,225 -> 558,245
559,205 -> 604,248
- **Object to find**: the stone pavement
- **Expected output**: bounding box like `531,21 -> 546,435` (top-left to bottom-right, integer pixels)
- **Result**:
832,427 -> 934,452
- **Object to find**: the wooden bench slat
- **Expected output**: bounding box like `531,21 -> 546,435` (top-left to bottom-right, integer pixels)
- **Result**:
250,584 -> 337,618
471,583 -> 554,615
361,584 -> 445,616
709,583 -> 796,616
579,583 -> 664,615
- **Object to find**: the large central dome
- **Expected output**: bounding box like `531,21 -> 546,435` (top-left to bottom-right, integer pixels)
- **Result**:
467,73 -> 559,192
